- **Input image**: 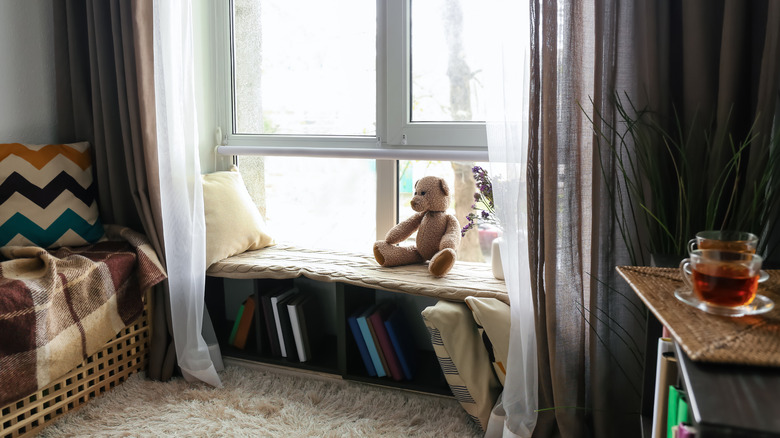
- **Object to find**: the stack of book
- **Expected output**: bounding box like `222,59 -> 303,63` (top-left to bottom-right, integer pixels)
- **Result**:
227,285 -> 321,362
347,303 -> 417,381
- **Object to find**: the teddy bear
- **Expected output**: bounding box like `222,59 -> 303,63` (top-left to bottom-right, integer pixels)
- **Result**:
373,176 -> 461,277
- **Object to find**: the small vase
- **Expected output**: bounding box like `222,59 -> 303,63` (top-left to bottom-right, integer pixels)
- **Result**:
491,237 -> 504,280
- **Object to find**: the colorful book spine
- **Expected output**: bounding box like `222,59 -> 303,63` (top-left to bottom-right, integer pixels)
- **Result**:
233,296 -> 256,349
384,308 -> 416,381
369,305 -> 403,381
348,308 -> 376,377
366,313 -> 391,379
667,386 -> 680,438
228,303 -> 245,345
357,305 -> 386,377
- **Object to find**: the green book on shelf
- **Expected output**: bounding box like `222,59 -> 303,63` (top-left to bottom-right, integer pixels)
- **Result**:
676,396 -> 689,426
228,303 -> 245,345
667,385 -> 681,438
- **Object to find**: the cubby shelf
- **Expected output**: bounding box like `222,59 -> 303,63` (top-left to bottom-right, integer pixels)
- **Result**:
205,276 -> 452,396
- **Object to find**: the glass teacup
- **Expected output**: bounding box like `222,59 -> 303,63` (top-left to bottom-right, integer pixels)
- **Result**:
679,249 -> 763,308
687,230 -> 758,254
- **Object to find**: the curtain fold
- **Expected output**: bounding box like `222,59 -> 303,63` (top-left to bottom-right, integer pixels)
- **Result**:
151,0 -> 220,387
524,1 -> 780,437
53,0 -> 219,386
483,1 -> 536,436
526,0 -> 645,436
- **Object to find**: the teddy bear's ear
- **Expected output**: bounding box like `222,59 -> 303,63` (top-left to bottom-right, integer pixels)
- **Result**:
439,178 -> 450,196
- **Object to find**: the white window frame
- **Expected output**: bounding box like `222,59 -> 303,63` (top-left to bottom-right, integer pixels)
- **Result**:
212,0 -> 488,238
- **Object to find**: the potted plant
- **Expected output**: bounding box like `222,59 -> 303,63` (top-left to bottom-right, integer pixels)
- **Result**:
461,166 -> 503,278
587,94 -> 780,266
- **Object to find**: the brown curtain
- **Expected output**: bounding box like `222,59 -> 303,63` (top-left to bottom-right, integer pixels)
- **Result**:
53,0 -> 175,381
528,0 -> 780,437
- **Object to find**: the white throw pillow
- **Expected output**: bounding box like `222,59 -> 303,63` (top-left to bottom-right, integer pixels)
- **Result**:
202,167 -> 274,267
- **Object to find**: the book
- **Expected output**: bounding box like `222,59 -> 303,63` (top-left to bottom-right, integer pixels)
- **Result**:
232,295 -> 256,349
357,304 -> 386,377
276,291 -> 299,361
260,288 -> 282,356
271,287 -> 298,357
366,308 -> 392,379
347,307 -> 376,376
228,302 -> 245,345
667,385 -> 681,438
676,395 -> 689,427
369,304 -> 404,381
252,286 -> 265,353
287,294 -> 311,362
384,307 -> 417,380
676,424 -> 695,438
652,339 -> 678,438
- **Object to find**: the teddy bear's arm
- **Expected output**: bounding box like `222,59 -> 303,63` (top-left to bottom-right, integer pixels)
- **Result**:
439,214 -> 462,250
384,212 -> 425,244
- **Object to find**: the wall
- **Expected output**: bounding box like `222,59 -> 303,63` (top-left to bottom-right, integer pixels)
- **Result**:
0,0 -> 57,143
193,0 -> 230,174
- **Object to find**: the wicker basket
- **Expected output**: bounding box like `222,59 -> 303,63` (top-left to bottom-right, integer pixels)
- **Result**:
1,290 -> 152,438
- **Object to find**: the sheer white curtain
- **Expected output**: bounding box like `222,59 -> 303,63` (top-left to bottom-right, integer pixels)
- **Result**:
153,0 -> 221,387
484,0 -> 536,436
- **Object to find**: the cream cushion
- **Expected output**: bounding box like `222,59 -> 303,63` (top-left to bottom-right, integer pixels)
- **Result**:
421,300 -> 501,431
202,167 -> 274,267
465,296 -> 510,386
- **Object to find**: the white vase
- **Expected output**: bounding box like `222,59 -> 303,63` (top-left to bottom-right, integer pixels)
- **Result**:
491,237 -> 504,280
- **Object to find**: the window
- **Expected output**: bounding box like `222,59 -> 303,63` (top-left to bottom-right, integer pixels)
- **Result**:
215,1 -> 494,258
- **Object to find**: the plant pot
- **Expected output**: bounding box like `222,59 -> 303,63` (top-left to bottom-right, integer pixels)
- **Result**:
492,237 -> 504,280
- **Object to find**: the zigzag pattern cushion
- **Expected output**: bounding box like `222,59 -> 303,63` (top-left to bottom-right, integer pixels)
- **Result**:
421,300 -> 501,431
0,142 -> 104,248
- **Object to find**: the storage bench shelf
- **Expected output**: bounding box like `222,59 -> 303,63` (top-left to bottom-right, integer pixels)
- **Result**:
205,245 -> 507,396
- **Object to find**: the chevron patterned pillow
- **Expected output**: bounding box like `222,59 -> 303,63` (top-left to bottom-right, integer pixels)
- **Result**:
0,142 -> 104,248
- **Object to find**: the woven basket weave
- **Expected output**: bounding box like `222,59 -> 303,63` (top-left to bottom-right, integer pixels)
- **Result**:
617,266 -> 780,367
0,290 -> 151,438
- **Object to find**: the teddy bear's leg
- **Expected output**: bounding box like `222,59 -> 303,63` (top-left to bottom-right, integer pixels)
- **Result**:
373,241 -> 424,267
429,248 -> 457,277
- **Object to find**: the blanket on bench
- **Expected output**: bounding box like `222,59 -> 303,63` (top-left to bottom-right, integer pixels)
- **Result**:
0,225 -> 166,406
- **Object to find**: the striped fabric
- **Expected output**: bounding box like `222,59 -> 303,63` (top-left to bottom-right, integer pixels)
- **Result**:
0,142 -> 104,248
422,301 -> 501,431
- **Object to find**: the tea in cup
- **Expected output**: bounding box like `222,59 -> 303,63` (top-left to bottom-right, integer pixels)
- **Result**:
679,249 -> 763,308
687,230 -> 758,254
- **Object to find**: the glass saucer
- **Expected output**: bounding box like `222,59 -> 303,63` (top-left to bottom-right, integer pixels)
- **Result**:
759,270 -> 769,283
674,288 -> 775,317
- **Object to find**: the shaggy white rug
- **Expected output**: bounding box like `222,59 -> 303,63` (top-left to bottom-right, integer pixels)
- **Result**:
39,363 -> 482,437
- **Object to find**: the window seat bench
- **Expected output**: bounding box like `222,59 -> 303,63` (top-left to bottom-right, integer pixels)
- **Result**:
204,244 -> 507,397
206,244 -> 508,304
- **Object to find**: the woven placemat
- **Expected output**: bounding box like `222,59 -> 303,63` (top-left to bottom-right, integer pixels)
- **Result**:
617,266 -> 780,367
208,244 -> 508,304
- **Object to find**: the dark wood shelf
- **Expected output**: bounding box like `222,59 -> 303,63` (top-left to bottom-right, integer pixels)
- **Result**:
206,275 -> 453,397
220,335 -> 340,376
343,349 -> 451,396
674,342 -> 780,438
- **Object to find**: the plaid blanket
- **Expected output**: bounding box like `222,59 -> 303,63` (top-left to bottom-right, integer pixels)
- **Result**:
0,225 -> 166,406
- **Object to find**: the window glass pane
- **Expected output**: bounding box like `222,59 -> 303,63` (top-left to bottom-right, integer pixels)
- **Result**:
239,156 -> 376,253
398,161 -> 495,263
411,0 -> 488,122
232,0 -> 376,136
